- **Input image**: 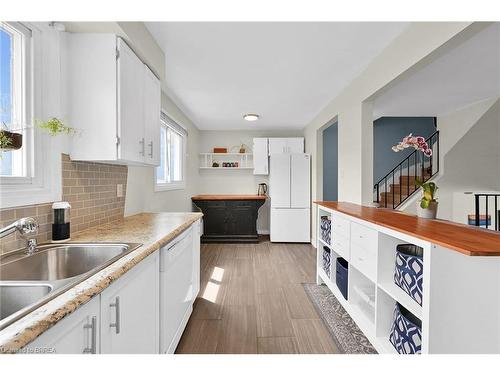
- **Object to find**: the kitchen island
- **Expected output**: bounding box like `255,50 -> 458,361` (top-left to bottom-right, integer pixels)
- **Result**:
315,201 -> 500,354
192,195 -> 266,243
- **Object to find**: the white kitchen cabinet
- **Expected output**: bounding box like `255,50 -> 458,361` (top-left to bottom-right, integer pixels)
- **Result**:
100,252 -> 159,354
268,138 -> 288,154
117,38 -> 145,164
67,34 -> 161,166
287,137 -> 305,153
25,297 -> 100,354
268,137 -> 304,154
253,137 -> 269,175
143,64 -> 161,165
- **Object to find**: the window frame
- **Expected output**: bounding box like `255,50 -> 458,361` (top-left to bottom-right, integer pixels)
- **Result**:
154,111 -> 187,192
0,22 -> 62,209
0,21 -> 33,184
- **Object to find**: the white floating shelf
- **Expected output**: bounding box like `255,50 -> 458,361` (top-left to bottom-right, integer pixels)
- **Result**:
199,152 -> 253,169
199,153 -> 253,156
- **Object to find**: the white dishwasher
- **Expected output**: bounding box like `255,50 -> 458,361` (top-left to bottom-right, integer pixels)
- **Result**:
159,226 -> 195,354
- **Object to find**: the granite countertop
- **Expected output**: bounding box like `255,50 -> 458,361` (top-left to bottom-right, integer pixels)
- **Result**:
0,212 -> 202,353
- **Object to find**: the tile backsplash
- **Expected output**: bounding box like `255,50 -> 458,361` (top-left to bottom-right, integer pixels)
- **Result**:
0,154 -> 127,254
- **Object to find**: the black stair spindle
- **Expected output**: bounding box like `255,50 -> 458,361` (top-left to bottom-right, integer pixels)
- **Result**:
475,195 -> 481,227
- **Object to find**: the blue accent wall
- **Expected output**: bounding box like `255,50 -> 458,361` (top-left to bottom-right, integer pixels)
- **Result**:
373,117 -> 436,184
323,122 -> 338,201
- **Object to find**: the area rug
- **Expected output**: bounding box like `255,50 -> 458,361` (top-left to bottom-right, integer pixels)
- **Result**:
303,283 -> 377,354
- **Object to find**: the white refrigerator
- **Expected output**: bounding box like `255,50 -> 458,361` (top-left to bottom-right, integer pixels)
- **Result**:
269,153 -> 311,242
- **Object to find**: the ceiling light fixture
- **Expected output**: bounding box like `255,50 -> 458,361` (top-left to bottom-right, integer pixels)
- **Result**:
243,113 -> 259,122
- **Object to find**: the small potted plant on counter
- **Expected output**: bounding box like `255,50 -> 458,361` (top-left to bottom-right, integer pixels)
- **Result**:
393,133 -> 438,218
415,180 -> 438,219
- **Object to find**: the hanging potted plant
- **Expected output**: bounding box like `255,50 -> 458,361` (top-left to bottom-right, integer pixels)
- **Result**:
36,117 -> 76,136
392,133 -> 438,219
0,123 -> 23,153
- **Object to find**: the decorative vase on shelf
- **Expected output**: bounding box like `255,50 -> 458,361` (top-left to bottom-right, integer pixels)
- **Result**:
416,201 -> 438,219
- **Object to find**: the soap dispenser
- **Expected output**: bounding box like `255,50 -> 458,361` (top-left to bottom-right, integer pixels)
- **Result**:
52,201 -> 71,242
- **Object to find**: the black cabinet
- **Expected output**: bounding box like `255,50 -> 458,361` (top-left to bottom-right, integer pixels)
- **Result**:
192,199 -> 265,243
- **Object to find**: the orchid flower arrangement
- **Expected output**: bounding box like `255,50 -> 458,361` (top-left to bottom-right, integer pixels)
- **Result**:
392,133 -> 432,157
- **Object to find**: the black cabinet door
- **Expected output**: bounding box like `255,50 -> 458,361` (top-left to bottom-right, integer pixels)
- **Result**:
227,202 -> 256,235
202,202 -> 229,235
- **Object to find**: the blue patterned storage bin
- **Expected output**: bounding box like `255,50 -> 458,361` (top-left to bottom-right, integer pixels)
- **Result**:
320,216 -> 331,244
335,257 -> 348,300
322,246 -> 331,277
389,303 -> 422,354
394,244 -> 423,306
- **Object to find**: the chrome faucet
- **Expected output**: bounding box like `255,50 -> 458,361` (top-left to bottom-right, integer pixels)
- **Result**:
0,217 -> 39,255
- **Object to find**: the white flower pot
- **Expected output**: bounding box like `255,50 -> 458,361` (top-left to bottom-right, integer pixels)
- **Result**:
417,201 -> 438,219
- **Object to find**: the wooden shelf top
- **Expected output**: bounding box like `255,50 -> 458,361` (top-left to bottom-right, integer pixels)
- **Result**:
192,194 -> 267,201
315,201 -> 500,256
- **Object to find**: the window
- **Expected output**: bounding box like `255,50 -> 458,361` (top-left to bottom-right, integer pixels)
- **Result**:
155,112 -> 187,191
0,22 -> 32,181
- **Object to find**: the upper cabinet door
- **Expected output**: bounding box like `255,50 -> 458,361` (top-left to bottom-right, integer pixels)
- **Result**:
287,138 -> 304,153
143,65 -> 161,166
253,138 -> 268,175
117,38 -> 145,164
268,138 -> 288,155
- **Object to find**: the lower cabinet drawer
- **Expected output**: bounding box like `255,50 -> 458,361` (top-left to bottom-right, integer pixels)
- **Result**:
332,234 -> 350,261
350,221 -> 377,246
332,214 -> 350,238
350,241 -> 377,281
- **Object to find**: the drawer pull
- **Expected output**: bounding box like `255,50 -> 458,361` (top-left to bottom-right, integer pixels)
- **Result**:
110,296 -> 121,334
83,316 -> 97,354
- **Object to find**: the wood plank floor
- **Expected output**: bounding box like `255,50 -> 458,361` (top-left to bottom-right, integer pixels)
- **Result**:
176,239 -> 340,354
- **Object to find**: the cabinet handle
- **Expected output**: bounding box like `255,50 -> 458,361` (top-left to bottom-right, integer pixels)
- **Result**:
139,138 -> 145,156
148,141 -> 153,158
110,296 -> 121,334
83,316 -> 97,354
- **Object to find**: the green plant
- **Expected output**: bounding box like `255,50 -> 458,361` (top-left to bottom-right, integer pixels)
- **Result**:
36,118 -> 76,136
0,130 -> 13,149
416,179 -> 438,209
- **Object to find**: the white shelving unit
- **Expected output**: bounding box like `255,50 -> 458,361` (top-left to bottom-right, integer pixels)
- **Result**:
316,203 -> 500,354
199,153 -> 253,170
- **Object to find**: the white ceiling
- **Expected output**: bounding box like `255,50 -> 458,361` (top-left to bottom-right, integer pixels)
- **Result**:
373,23 -> 500,119
146,22 -> 408,130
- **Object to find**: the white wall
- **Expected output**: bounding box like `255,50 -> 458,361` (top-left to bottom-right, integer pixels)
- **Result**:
432,99 -> 500,221
125,93 -> 200,215
304,22 -> 473,244
197,130 -> 304,233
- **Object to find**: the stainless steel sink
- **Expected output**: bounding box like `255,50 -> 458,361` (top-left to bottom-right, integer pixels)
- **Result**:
1,243 -> 134,281
0,284 -> 53,320
0,242 -> 142,330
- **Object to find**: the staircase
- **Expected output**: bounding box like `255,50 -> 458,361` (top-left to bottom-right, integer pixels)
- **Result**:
374,131 -> 439,209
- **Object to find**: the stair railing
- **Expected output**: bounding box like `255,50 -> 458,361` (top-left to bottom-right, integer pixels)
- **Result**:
374,130 -> 440,209
474,194 -> 500,231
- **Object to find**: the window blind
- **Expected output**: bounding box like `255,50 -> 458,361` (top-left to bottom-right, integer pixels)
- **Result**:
160,111 -> 188,137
